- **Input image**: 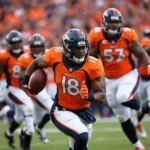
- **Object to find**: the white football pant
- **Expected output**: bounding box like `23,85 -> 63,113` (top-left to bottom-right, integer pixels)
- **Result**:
52,106 -> 92,150
7,86 -> 35,134
0,79 -> 9,102
33,88 -> 53,124
105,69 -> 140,122
138,79 -> 150,102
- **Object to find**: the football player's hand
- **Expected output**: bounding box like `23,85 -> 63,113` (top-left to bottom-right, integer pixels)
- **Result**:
79,81 -> 88,99
147,64 -> 150,74
21,84 -> 36,97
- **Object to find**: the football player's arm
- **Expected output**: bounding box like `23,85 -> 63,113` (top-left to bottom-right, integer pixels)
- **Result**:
90,76 -> 106,104
79,76 -> 106,104
143,46 -> 150,55
130,41 -> 150,66
0,60 -> 4,78
25,56 -> 49,78
21,56 -> 49,96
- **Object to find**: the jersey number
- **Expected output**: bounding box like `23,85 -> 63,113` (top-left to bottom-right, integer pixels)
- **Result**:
62,76 -> 79,96
12,65 -> 21,78
104,48 -> 125,62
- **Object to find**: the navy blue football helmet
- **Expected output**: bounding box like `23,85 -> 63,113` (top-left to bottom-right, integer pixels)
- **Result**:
29,33 -> 45,58
62,29 -> 89,63
6,30 -> 23,54
102,8 -> 123,35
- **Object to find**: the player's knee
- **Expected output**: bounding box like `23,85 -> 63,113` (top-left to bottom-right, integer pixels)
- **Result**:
14,115 -> 23,124
107,93 -> 117,107
116,114 -> 130,123
116,93 -> 128,104
75,132 -> 88,145
26,107 -> 34,115
26,128 -> 35,135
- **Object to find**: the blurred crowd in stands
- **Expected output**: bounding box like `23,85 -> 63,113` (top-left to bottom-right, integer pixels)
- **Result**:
0,0 -> 150,118
0,0 -> 150,48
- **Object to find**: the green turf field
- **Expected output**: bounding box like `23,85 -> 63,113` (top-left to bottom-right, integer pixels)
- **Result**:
0,118 -> 149,150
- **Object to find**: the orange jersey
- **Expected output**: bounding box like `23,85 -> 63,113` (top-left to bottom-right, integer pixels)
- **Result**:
1,73 -> 6,80
88,27 -> 137,78
138,38 -> 150,77
19,49 -> 49,69
0,47 -> 29,87
44,47 -> 104,110
0,49 -> 7,80
19,53 -> 34,69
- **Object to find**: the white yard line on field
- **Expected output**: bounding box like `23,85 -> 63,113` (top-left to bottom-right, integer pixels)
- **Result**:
42,127 -> 122,134
95,115 -> 150,123
0,136 -> 128,149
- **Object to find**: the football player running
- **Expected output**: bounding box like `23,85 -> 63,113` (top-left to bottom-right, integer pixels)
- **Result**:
18,33 -> 54,144
134,26 -> 150,139
21,29 -> 106,150
0,30 -> 34,150
88,8 -> 150,150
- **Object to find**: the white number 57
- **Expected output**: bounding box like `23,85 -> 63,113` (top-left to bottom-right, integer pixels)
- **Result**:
104,48 -> 125,62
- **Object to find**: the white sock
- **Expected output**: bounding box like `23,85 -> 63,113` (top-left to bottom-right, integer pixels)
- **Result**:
134,120 -> 141,125
134,140 -> 144,148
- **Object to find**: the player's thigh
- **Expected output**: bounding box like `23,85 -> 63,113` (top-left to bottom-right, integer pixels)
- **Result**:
8,87 -> 34,117
51,107 -> 88,138
105,77 -> 118,107
112,103 -> 131,122
8,86 -> 34,109
0,79 -> 7,93
33,101 -> 46,123
35,88 -> 54,112
47,83 -> 57,100
116,69 -> 140,103
146,81 -> 150,101
138,80 -> 147,102
139,79 -> 150,101
0,79 -> 8,102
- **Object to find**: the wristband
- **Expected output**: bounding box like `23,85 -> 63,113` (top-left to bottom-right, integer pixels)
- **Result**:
22,75 -> 30,85
87,91 -> 94,102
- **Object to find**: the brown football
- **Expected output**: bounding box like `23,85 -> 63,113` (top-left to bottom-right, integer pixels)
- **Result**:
28,69 -> 47,94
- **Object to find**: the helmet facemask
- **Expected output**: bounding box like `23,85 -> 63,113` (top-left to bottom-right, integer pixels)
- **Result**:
102,8 -> 123,36
103,20 -> 122,36
8,41 -> 23,54
30,46 -> 44,58
6,30 -> 23,54
63,33 -> 89,64
72,47 -> 88,64
29,34 -> 45,58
